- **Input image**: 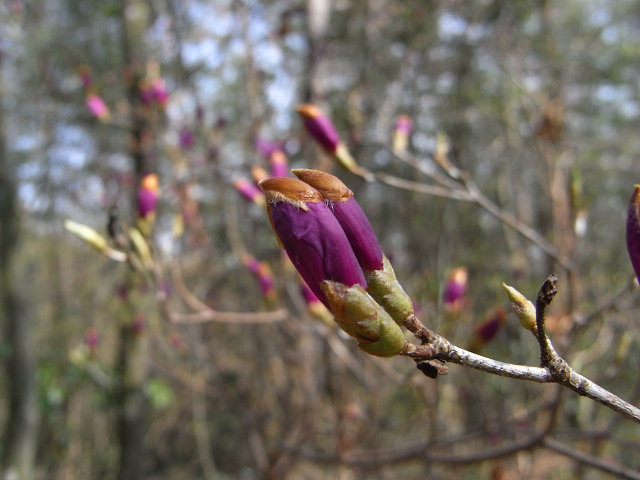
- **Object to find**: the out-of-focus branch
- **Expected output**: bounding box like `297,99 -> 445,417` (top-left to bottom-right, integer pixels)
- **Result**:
368,146 -> 574,270
542,438 -> 640,480
170,309 -> 287,325
169,261 -> 287,324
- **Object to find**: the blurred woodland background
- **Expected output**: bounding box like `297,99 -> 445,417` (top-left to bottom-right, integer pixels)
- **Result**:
2,0 -> 640,479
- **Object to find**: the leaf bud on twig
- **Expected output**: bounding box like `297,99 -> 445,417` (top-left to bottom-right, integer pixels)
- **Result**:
320,281 -> 406,357
502,283 -> 537,332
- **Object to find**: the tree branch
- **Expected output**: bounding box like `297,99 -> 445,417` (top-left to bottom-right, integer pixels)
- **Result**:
402,276 -> 640,424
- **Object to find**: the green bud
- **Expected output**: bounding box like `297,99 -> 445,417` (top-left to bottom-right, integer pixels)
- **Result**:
502,283 -> 537,332
320,280 -> 406,357
365,256 -> 414,325
65,220 -> 127,262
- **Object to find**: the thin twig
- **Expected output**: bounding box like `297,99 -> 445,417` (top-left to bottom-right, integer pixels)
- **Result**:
401,276 -> 640,424
170,308 -> 287,324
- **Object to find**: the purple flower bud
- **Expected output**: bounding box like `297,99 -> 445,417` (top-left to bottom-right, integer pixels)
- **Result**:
443,267 -> 468,312
242,254 -> 276,300
84,327 -> 99,352
86,93 -> 110,121
260,177 -> 366,307
293,169 -> 383,271
392,115 -> 412,154
269,150 -> 288,178
151,78 -> 169,106
179,128 -> 195,150
137,174 -> 160,219
627,185 -> 640,283
137,188 -> 157,218
296,104 -> 340,154
233,178 -> 266,206
255,137 -> 285,158
469,307 -> 507,351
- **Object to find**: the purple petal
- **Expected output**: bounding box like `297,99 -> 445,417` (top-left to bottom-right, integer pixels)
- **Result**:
269,201 -> 366,306
270,150 -> 289,178
137,188 -> 158,218
394,115 -> 412,135
297,105 -> 340,153
255,138 -> 285,158
626,185 -> 640,282
329,198 -> 384,271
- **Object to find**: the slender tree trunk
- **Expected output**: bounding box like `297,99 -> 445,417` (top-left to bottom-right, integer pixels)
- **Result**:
116,1 -> 153,479
0,57 -> 39,480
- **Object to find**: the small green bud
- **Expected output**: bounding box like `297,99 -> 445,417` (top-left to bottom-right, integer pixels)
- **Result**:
320,280 -> 406,357
502,283 -> 537,332
365,256 -> 414,325
65,220 -> 127,262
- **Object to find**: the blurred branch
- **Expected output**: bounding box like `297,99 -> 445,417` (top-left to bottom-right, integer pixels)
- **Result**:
169,261 -> 287,324
542,438 -> 640,480
369,147 -> 574,270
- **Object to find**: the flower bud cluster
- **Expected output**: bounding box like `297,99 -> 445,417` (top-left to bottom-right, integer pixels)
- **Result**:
260,170 -> 414,356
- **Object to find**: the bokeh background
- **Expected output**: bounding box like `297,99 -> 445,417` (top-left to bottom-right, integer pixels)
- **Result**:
1,1 -> 640,479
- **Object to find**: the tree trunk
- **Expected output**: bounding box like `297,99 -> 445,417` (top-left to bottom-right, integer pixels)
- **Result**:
0,58 -> 39,480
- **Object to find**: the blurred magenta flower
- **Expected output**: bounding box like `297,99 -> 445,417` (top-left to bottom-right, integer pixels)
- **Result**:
179,128 -> 195,150
296,104 -> 340,153
86,93 -> 110,122
242,254 -> 276,301
151,78 -> 169,106
293,169 -> 383,271
392,114 -> 412,154
251,165 -> 270,184
299,281 -> 333,324
233,178 -> 266,206
469,307 -> 507,352
255,138 -> 285,158
131,315 -> 146,336
77,65 -> 92,89
443,267 -> 468,313
260,176 -> 366,307
84,327 -> 99,354
626,185 -> 640,283
270,150 -> 288,178
296,104 -> 370,178
137,173 -> 160,219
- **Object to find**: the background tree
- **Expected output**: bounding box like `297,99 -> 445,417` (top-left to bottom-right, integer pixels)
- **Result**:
2,1 -> 640,479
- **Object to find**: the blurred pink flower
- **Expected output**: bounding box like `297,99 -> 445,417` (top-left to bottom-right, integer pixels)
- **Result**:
443,267 -> 468,313
269,150 -> 288,178
86,93 -> 110,121
242,254 -> 276,301
233,178 -> 265,206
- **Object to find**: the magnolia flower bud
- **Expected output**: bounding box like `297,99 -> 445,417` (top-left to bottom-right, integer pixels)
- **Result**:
321,281 -> 406,357
251,165 -> 270,184
292,169 -> 383,271
260,177 -> 366,307
502,283 -> 537,332
269,150 -> 288,178
626,185 -> 640,284
296,104 -> 372,180
233,178 -> 266,207
468,307 -> 507,352
443,267 -> 468,313
293,169 -> 413,324
392,114 -> 412,154
137,174 -> 160,219
86,93 -> 110,122
242,254 -> 276,302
